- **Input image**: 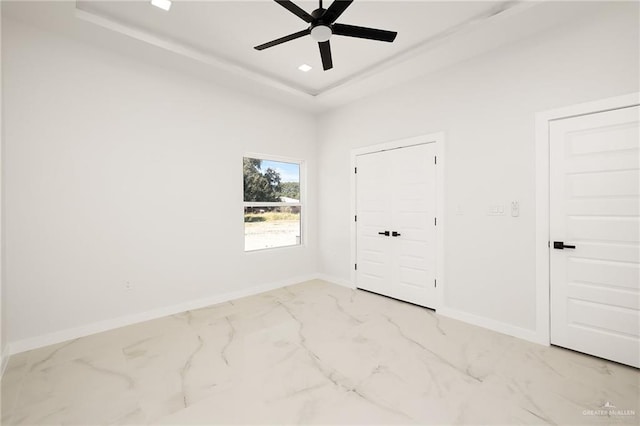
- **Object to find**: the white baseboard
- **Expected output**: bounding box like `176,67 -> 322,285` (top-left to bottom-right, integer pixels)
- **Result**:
315,273 -> 355,289
9,273 -> 319,355
1,344 -> 10,379
8,274 -> 547,357
437,306 -> 547,346
318,277 -> 546,346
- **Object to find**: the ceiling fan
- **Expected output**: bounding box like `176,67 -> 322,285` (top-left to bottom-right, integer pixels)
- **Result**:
254,0 -> 398,71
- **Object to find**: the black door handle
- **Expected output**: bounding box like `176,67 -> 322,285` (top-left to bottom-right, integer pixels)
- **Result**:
378,231 -> 390,236
392,231 -> 401,237
553,241 -> 576,250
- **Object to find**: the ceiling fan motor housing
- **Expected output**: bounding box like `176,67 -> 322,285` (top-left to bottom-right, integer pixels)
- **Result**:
311,8 -> 326,21
310,8 -> 332,42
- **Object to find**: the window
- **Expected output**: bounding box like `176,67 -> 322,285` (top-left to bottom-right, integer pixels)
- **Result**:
243,156 -> 302,251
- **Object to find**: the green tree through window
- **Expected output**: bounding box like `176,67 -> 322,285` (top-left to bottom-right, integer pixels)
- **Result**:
243,158 -> 282,202
280,182 -> 300,200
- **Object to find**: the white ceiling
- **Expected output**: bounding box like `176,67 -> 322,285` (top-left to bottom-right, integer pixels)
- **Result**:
2,1 -> 610,111
75,0 -> 507,94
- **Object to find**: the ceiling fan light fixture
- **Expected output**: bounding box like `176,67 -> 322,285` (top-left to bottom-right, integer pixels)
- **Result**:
310,25 -> 332,42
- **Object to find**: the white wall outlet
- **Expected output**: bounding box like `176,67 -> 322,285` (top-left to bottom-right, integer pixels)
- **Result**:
511,201 -> 520,217
124,281 -> 133,290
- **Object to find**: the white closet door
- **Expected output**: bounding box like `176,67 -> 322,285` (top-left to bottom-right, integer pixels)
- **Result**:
390,143 -> 437,307
356,143 -> 437,308
356,150 -> 393,297
550,105 -> 640,368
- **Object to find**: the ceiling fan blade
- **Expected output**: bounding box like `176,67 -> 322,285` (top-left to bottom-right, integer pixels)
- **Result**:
254,29 -> 310,50
322,0 -> 353,24
274,0 -> 313,23
318,41 -> 333,70
332,23 -> 397,42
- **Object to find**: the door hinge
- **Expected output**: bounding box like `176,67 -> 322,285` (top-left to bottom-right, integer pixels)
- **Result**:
434,217 -> 437,226
355,264 -> 358,271
355,215 -> 357,222
434,279 -> 437,288
435,156 -> 437,165
354,167 -> 357,174
548,241 -> 550,248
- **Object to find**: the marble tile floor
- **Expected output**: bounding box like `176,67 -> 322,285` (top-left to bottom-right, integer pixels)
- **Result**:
1,279 -> 638,425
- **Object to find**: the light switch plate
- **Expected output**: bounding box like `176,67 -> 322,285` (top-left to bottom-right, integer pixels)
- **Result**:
488,205 -> 505,216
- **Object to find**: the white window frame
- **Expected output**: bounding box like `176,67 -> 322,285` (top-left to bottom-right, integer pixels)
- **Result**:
242,153 -> 305,252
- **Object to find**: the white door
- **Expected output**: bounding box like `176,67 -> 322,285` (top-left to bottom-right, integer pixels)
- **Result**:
550,105 -> 640,368
356,143 -> 437,308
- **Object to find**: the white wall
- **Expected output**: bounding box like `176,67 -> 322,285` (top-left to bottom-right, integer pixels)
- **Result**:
317,3 -> 639,337
2,18 -> 317,349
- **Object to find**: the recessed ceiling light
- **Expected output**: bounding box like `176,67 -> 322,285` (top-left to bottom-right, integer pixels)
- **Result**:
298,64 -> 312,72
151,0 -> 172,11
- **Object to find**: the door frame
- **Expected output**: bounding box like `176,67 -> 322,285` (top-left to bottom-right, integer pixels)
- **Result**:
534,92 -> 640,346
350,132 -> 445,310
